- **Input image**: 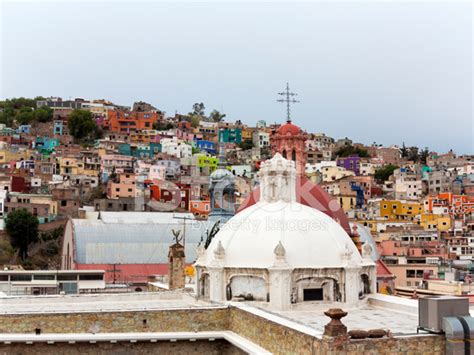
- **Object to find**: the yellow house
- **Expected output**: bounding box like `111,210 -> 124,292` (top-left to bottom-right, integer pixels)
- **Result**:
0,148 -> 33,164
337,195 -> 357,212
379,200 -> 422,221
420,214 -> 451,231
58,157 -> 84,176
241,127 -> 254,141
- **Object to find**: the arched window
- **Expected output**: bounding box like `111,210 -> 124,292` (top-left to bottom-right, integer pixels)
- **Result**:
292,150 -> 296,161
282,150 -> 287,159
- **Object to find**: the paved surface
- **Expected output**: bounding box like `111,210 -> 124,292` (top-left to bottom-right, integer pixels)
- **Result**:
276,305 -> 419,335
0,293 -> 219,314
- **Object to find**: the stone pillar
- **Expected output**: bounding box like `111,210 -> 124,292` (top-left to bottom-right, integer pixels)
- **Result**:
344,266 -> 361,305
168,243 -> 186,290
269,267 -> 292,311
323,308 -> 348,337
208,266 -> 225,302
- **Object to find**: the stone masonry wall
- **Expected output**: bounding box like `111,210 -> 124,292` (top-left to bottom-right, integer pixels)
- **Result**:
0,339 -> 246,355
0,305 -> 446,354
228,306 -> 446,355
0,308 -> 228,334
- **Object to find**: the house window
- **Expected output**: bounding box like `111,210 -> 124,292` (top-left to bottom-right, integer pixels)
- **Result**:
303,288 -> 323,301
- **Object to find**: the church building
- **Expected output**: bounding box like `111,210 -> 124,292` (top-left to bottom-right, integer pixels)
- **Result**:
195,153 -> 376,310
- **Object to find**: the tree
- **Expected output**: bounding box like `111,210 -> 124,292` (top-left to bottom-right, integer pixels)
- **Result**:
407,146 -> 419,162
239,139 -> 254,151
192,102 -> 205,116
6,209 -> 39,261
0,107 -> 15,126
209,110 -> 226,123
335,145 -> 370,158
68,109 -> 98,141
189,114 -> 201,128
374,164 -> 398,184
34,106 -> 53,123
16,106 -> 34,125
419,147 -> 430,165
400,142 -> 408,158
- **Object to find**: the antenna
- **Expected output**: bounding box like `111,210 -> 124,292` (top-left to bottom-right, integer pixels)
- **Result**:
277,83 -> 300,123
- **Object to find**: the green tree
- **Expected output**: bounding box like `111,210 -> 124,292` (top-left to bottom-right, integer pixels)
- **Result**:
407,146 -> 419,162
16,106 -> 34,125
6,209 -> 39,261
209,110 -> 226,123
68,109 -> 98,140
335,145 -> 370,158
192,102 -> 205,116
239,139 -> 254,151
419,147 -> 430,165
400,142 -> 408,158
34,106 -> 53,123
0,107 -> 15,126
190,115 -> 201,128
374,164 -> 398,184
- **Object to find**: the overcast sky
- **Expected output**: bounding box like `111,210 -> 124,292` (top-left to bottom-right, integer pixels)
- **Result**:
1,1 -> 472,153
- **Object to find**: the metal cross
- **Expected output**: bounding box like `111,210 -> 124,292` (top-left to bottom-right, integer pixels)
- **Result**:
277,83 -> 299,123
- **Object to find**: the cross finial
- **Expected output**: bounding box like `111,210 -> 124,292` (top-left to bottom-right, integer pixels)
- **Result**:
277,82 -> 299,123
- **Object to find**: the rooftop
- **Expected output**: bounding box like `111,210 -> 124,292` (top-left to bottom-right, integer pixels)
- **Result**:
0,292 -> 219,315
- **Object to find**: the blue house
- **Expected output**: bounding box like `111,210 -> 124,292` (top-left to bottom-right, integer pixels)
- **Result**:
196,140 -> 216,154
35,137 -> 59,153
53,120 -> 64,136
17,125 -> 31,134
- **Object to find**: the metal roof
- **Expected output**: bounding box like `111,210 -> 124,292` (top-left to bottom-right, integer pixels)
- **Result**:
73,217 -> 212,264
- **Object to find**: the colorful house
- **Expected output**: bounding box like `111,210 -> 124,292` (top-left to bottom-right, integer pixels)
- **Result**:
379,200 -> 423,221
218,127 -> 242,144
105,110 -> 161,133
196,140 -> 216,155
337,155 -> 360,175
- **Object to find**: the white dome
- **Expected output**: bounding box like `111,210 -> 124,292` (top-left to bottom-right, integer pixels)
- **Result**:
202,200 -> 363,269
210,168 -> 233,181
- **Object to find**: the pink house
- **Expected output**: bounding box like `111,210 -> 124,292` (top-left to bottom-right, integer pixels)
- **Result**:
107,173 -> 137,199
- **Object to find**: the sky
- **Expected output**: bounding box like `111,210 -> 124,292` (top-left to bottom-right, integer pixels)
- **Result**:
1,1 -> 472,154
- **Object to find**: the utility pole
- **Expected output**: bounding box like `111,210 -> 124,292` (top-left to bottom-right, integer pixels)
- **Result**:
106,264 -> 122,284
173,214 -> 193,248
277,83 -> 300,123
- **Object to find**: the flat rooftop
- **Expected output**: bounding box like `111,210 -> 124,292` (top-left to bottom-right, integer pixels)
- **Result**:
276,305 -> 418,336
0,292 -> 219,315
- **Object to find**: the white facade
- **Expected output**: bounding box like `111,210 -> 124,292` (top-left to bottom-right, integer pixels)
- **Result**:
359,162 -> 376,176
305,161 -> 337,174
252,131 -> 270,148
161,137 -> 192,158
195,153 -> 375,311
395,178 -> 422,200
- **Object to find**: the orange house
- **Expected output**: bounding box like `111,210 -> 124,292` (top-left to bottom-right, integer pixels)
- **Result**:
105,110 -> 162,133
427,193 -> 474,216
189,200 -> 210,218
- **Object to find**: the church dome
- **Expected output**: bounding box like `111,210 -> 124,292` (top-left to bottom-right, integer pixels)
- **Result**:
204,200 -> 362,269
238,176 -> 352,234
277,121 -> 301,136
210,167 -> 233,181
202,154 -> 362,269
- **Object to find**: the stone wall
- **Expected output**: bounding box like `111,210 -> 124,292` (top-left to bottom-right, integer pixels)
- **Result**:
0,305 -> 445,354
0,308 -> 228,334
316,335 -> 445,355
0,339 -> 245,355
228,306 -> 445,355
228,306 -> 315,354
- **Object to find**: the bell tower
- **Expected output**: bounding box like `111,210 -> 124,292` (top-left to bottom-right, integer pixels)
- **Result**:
272,83 -> 307,175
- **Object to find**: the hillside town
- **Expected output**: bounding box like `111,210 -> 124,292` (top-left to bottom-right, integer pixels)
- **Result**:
0,95 -> 472,299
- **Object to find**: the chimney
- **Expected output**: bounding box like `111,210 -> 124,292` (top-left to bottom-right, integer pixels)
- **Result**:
168,242 -> 186,290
